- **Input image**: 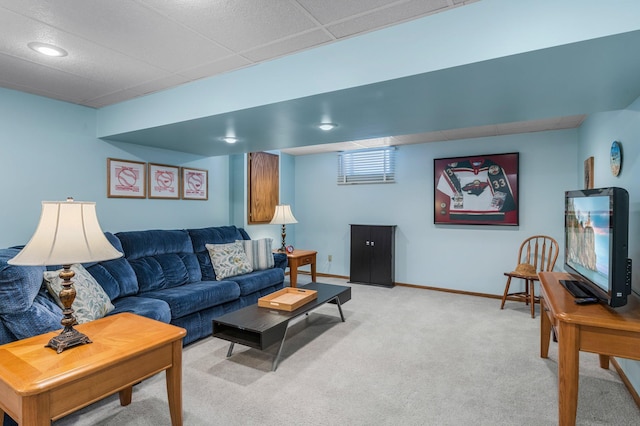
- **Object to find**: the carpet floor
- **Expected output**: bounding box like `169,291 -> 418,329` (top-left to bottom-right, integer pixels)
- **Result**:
54,276 -> 639,425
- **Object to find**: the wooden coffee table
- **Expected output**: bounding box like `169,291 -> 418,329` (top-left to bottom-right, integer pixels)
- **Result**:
0,313 -> 186,426
213,282 -> 350,371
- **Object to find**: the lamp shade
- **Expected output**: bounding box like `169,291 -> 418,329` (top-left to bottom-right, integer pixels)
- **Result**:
270,205 -> 298,225
8,199 -> 122,266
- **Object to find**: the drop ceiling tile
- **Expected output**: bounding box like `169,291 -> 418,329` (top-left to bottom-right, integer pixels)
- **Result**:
178,55 -> 253,81
83,88 -> 149,109
128,74 -> 192,96
296,0 -> 396,25
140,0 -> 318,52
327,0 -> 450,38
0,53 -> 118,104
243,30 -> 332,62
1,0 -> 231,72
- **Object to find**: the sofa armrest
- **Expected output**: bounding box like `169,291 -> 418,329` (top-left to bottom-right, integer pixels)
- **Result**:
273,252 -> 288,271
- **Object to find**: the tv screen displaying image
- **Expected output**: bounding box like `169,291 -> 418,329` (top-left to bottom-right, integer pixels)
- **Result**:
565,195 -> 610,293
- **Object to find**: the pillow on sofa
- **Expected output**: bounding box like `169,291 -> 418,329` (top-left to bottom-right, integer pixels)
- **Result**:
44,264 -> 115,323
238,238 -> 274,271
206,242 -> 253,280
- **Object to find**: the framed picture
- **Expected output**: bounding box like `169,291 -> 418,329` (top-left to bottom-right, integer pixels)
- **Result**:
148,163 -> 180,199
434,152 -> 519,226
107,158 -> 146,198
584,156 -> 594,189
181,167 -> 208,200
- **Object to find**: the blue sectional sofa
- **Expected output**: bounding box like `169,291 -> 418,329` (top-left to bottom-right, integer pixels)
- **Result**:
0,226 -> 287,346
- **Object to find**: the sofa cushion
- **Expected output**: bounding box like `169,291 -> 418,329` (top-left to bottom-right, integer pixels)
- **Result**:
109,295 -> 172,323
85,232 -> 139,299
0,290 -> 62,339
44,264 -> 115,323
206,242 -> 253,280
141,280 -> 240,319
0,248 -> 45,314
239,238 -> 275,271
0,320 -> 15,345
230,267 -> 285,296
116,229 -> 201,291
187,226 -> 249,281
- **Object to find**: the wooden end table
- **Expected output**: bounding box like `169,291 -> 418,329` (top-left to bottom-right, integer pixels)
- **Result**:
284,249 -> 317,288
539,272 -> 640,426
0,313 -> 186,426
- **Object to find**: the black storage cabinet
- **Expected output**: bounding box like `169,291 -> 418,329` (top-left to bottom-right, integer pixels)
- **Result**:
349,225 -> 396,287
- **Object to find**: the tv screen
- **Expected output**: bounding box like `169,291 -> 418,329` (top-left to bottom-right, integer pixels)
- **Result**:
564,187 -> 631,307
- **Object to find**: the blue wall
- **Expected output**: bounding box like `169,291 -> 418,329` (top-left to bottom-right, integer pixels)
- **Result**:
0,88 -> 231,247
293,129 -> 577,294
577,95 -> 640,395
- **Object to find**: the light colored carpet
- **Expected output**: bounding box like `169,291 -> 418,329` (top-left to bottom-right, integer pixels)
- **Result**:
55,276 -> 639,425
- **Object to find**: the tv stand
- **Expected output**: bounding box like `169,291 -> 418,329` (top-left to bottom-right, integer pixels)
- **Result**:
539,272 -> 640,426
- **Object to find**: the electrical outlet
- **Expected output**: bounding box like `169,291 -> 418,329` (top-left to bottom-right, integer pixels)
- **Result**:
328,254 -> 332,262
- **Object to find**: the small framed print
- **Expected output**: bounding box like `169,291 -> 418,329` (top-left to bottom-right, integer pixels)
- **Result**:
107,158 -> 146,198
181,167 -> 208,200
148,163 -> 179,199
434,152 -> 519,226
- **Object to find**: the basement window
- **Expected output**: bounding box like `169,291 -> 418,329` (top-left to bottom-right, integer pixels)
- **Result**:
337,147 -> 396,185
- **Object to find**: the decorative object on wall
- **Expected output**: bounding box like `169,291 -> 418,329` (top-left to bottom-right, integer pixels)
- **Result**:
181,167 -> 208,200
270,204 -> 298,252
148,163 -> 179,199
584,156 -> 594,189
8,198 -> 122,352
107,158 -> 146,198
610,141 -> 622,176
434,152 -> 519,226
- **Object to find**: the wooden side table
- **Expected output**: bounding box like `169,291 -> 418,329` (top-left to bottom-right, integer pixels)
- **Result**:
285,249 -> 317,288
539,272 -> 640,426
0,313 -> 186,426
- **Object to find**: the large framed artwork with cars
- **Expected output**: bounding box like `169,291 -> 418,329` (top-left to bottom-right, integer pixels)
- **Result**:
434,152 -> 519,226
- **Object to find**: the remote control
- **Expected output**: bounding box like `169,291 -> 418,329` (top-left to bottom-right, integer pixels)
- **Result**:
575,297 -> 598,305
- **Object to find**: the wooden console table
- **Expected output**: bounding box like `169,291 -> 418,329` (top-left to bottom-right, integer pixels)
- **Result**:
539,271 -> 640,426
0,313 -> 186,425
285,249 -> 317,288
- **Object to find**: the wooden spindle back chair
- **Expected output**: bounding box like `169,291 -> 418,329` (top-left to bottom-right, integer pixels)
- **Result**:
500,235 -> 559,318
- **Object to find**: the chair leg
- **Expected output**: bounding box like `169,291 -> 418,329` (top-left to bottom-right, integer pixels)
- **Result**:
500,276 -> 512,309
529,280 -> 536,318
524,280 -> 529,305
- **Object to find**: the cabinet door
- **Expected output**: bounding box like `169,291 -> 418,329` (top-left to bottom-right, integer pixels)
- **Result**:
248,152 -> 279,224
350,225 -> 371,283
369,226 -> 394,286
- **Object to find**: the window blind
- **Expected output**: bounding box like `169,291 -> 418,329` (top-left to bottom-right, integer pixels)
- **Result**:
337,147 -> 396,184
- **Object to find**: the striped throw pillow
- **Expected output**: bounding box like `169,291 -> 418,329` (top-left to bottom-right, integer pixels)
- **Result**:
239,238 -> 275,271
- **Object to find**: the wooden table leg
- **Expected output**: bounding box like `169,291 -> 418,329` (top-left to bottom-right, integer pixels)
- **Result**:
558,322 -> 579,426
22,394 -> 50,426
119,386 -> 133,406
311,258 -> 317,283
540,298 -> 551,358
599,354 -> 610,369
166,340 -> 183,426
289,262 -> 298,288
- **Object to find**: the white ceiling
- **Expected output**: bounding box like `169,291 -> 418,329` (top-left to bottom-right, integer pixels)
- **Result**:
0,0 -> 475,109
1,1 -> 638,156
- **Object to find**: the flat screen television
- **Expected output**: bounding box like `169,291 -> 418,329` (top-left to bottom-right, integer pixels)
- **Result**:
564,187 -> 631,307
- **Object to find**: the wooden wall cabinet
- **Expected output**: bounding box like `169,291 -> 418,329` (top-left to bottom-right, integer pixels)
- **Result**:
349,225 -> 396,287
248,152 -> 279,224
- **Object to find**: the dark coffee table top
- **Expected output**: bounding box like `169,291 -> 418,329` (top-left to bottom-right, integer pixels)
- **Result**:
213,282 -> 351,333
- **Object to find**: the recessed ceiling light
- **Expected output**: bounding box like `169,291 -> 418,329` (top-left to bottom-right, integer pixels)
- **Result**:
221,136 -> 238,144
28,42 -> 68,57
318,123 -> 338,131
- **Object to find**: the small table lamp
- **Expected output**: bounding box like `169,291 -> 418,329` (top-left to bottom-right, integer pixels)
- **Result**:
270,204 -> 298,252
9,198 -> 122,353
